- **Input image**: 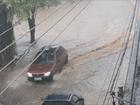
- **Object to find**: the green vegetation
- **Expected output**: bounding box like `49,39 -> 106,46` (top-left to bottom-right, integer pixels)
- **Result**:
2,0 -> 60,42
0,0 -> 60,65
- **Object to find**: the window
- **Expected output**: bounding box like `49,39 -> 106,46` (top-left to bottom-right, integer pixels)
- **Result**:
72,96 -> 78,103
33,52 -> 47,64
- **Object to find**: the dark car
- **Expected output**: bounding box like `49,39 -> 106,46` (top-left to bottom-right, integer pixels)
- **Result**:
42,94 -> 84,105
27,45 -> 68,81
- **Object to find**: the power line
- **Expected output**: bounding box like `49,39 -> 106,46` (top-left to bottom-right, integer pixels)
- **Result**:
0,0 -> 71,38
48,0 -> 91,44
0,0 -> 91,96
15,0 -> 84,64
129,17 -> 140,105
0,0 -> 81,73
110,0 -> 139,93
106,1 -> 140,105
0,10 -> 40,38
102,24 -> 129,105
0,0 -> 69,55
102,0 -> 139,104
113,6 -> 139,91
0,0 -> 45,38
95,50 -> 117,105
95,15 -> 134,105
0,21 -> 20,38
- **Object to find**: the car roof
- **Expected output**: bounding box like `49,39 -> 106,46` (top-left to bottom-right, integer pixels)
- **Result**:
44,94 -> 73,102
40,45 -> 61,51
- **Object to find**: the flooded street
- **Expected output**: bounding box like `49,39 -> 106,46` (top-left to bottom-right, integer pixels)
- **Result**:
0,0 -> 135,105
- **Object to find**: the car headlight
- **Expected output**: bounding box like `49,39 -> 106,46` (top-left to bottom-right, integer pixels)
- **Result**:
44,72 -> 51,77
27,72 -> 33,77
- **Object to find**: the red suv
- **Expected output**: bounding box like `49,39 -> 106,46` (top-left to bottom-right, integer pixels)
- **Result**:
27,45 -> 68,81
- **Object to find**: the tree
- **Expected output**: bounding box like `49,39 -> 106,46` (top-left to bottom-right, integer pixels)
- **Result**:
0,2 -> 16,66
14,0 -> 60,43
0,0 -> 60,65
23,0 -> 58,43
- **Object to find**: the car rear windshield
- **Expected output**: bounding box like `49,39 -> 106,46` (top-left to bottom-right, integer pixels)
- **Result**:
43,101 -> 70,105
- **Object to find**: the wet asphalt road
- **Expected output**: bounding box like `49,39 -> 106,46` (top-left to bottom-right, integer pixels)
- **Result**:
0,0 -> 134,105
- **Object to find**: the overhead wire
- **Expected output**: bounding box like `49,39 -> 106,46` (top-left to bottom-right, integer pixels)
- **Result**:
112,0 -> 139,104
0,21 -> 20,38
0,0 -> 81,73
0,0 -> 46,38
123,5 -> 140,105
106,1 -> 140,104
0,0 -> 135,104
102,13 -> 132,105
95,46 -> 119,105
110,0 -> 138,93
95,8 -> 136,104
0,0 -> 69,55
113,0 -> 139,91
0,0 -> 91,96
0,5 -> 45,37
0,6 -> 46,38
102,0 -> 138,104
129,8 -> 140,105
101,18 -> 130,105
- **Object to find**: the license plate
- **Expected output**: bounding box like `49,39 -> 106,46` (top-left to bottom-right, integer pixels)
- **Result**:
34,77 -> 42,81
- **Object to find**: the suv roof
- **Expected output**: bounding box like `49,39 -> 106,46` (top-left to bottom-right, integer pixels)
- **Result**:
44,94 -> 73,102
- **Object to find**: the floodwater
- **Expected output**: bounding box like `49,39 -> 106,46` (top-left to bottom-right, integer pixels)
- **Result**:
0,0 -> 135,105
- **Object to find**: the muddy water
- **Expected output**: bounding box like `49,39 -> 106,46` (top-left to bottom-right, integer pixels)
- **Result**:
0,0 -> 134,105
